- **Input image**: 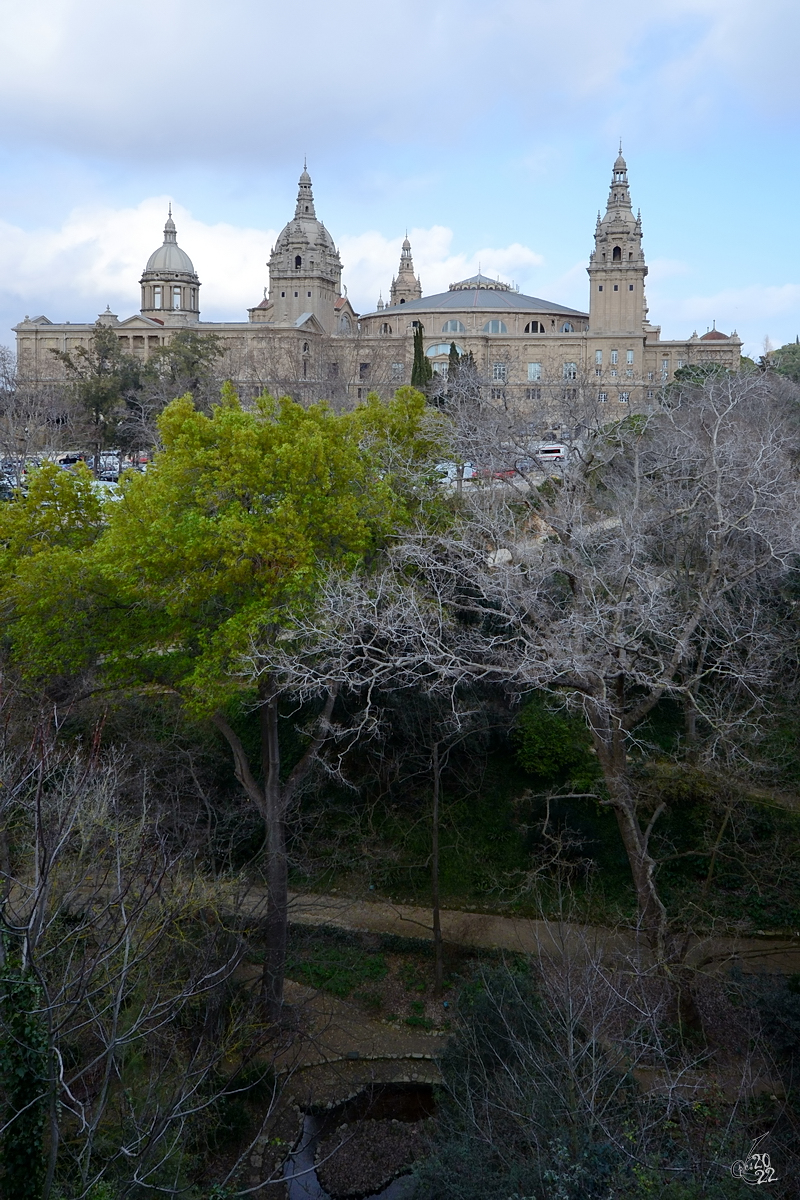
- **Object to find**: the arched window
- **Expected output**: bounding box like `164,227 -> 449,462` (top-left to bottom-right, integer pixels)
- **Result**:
524,321 -> 544,333
173,286 -> 181,310
339,314 -> 351,332
295,255 -> 302,269
561,322 -> 574,333
380,323 -> 392,335
399,298 -> 406,304
442,319 -> 465,333
612,246 -> 622,262
302,341 -> 309,353
483,320 -> 507,334
426,342 -> 464,357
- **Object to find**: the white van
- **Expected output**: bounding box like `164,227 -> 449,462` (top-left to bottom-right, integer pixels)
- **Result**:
536,443 -> 567,463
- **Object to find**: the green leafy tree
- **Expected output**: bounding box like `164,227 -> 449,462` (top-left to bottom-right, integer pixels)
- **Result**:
2,384 -> 440,1016
52,322 -> 144,471
770,338 -> 800,384
0,959 -> 50,1200
513,695 -> 596,784
146,329 -> 225,402
670,361 -> 730,390
411,323 -> 433,390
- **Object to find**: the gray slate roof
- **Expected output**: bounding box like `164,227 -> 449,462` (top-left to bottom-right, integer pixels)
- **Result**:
370,289 -> 587,318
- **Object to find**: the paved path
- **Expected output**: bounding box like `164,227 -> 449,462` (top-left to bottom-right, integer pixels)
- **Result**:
255,890 -> 800,975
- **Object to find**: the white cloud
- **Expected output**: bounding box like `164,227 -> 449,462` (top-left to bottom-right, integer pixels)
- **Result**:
1,194 -> 797,360
0,199 -> 276,325
0,201 -> 547,333
1,0 -> 797,166
340,227 -> 545,312
648,282 -> 800,356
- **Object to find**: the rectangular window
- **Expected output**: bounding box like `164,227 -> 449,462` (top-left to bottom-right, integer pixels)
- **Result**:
359,362 -> 370,379
328,362 -> 339,378
629,284 -> 634,291
153,286 -> 162,310
595,368 -> 602,376
626,368 -> 633,377
173,286 -> 181,310
647,389 -> 654,399
610,349 -> 618,365
527,362 -> 541,381
432,362 -> 448,375
677,359 -> 685,368
525,387 -> 541,400
595,350 -> 602,365
490,387 -> 506,401
562,361 -> 577,380
391,362 -> 404,380
598,285 -> 603,292
563,387 -> 578,400
492,362 -> 507,382
598,391 -> 608,403
647,371 -> 654,381
626,349 -> 634,364
619,391 -> 630,403
661,357 -> 669,378
357,387 -> 365,399
610,369 -> 617,377
613,284 -> 619,291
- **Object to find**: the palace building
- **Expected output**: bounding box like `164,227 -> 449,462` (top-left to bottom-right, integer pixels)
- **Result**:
13,151 -> 741,408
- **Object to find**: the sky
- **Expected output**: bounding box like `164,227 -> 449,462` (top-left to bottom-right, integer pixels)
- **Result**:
1,0 -> 799,359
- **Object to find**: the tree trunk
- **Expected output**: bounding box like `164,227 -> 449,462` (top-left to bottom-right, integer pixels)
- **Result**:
589,715 -> 668,964
213,681 -> 338,1023
260,689 -> 287,1020
609,786 -> 668,964
431,741 -> 443,996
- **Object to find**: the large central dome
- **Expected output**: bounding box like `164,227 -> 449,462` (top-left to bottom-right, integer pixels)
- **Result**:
274,167 -> 336,251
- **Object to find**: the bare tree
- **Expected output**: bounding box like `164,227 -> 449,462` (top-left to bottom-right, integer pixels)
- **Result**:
259,371 -> 800,966
417,943 -> 785,1199
0,701 -> 284,1198
402,371 -> 800,962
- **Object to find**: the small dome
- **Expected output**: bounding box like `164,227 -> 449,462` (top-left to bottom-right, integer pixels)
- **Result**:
144,208 -> 196,275
146,242 -> 195,273
402,236 -> 411,251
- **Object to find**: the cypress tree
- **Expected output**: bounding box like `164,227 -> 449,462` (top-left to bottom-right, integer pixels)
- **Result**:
448,341 -> 460,379
411,324 -> 432,390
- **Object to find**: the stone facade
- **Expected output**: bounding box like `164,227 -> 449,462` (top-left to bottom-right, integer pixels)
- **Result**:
13,151 -> 741,409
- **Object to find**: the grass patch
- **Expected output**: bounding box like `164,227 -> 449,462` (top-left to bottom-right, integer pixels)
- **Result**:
285,928 -> 387,997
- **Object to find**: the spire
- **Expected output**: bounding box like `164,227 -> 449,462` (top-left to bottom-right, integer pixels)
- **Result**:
295,164 -> 316,218
606,146 -> 632,213
587,149 -> 648,335
164,206 -> 177,243
389,232 -> 422,307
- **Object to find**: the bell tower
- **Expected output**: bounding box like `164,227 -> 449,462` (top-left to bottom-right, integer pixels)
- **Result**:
267,164 -> 343,334
588,148 -> 648,335
389,236 -> 422,306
